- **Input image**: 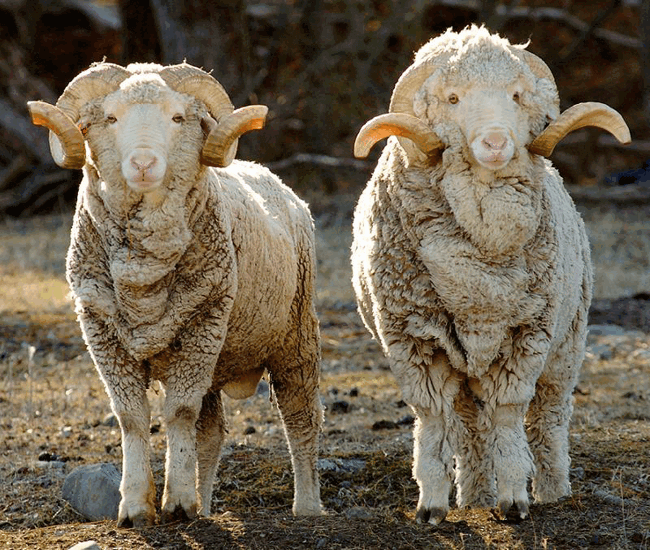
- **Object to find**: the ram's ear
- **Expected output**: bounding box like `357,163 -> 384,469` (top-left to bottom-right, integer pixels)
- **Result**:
354,112 -> 444,164
200,105 -> 268,167
27,100 -> 86,169
529,102 -> 631,157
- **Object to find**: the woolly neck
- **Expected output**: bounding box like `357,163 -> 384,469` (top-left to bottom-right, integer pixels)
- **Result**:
82,167 -> 209,326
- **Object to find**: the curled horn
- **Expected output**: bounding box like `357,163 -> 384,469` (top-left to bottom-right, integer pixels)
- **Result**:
27,63 -> 130,169
354,58 -> 447,162
28,101 -> 86,168
354,113 -> 443,159
160,63 -> 267,167
515,49 -> 631,155
529,102 -> 631,157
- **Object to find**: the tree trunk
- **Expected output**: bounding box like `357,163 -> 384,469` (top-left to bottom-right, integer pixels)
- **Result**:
641,0 -> 650,127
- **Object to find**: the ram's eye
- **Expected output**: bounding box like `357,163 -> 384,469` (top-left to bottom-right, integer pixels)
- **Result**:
105,115 -> 117,124
172,114 -> 185,123
448,94 -> 459,105
513,92 -> 521,103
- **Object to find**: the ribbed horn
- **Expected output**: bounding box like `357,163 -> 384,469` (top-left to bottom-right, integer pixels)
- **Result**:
529,102 -> 631,157
28,62 -> 129,169
160,63 -> 268,167
354,113 -> 444,159
386,57 -> 449,162
514,49 -> 557,87
200,105 -> 268,167
56,63 -> 131,122
389,59 -> 445,116
27,100 -> 85,169
159,63 -> 234,121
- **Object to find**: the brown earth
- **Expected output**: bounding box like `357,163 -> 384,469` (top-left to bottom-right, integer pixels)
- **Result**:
0,205 -> 649,550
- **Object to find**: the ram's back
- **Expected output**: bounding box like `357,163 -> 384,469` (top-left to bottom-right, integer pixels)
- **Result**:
209,160 -> 317,371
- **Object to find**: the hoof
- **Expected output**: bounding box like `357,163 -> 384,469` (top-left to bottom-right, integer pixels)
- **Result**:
117,510 -> 155,528
415,506 -> 447,525
160,503 -> 197,524
493,500 -> 529,523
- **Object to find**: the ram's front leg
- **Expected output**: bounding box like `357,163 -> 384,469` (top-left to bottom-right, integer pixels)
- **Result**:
488,402 -> 534,521
412,405 -> 457,525
158,342 -> 223,523
390,346 -> 461,525
483,331 -> 548,521
160,363 -> 214,523
81,318 -> 156,527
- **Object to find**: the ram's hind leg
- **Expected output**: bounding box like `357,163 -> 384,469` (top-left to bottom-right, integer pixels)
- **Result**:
196,388 -> 227,516
268,301 -> 323,516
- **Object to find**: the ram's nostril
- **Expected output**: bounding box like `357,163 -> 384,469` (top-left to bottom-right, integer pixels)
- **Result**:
482,133 -> 508,151
131,156 -> 156,172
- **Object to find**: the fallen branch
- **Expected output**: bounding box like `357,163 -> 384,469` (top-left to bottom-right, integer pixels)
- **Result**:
0,98 -> 51,165
266,153 -> 372,172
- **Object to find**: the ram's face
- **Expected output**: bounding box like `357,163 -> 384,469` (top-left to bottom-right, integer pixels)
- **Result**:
96,86 -> 199,193
354,28 -> 629,166
414,55 -> 539,171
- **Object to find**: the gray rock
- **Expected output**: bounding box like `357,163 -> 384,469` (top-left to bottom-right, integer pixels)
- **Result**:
68,542 -> 101,550
587,343 -> 614,361
62,463 -> 121,521
345,506 -> 374,520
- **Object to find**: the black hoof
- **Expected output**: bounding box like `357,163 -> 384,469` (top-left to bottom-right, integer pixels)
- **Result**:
117,511 -> 155,528
493,500 -> 529,523
161,505 -> 195,524
415,506 -> 447,525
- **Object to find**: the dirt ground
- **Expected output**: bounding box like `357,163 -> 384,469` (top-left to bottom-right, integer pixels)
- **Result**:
1,195 -> 649,549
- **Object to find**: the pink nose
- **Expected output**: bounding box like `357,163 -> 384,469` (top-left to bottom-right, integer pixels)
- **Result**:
130,156 -> 156,172
482,132 -> 508,151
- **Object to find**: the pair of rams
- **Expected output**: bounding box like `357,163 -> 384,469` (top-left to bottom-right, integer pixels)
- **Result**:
29,26 -> 630,527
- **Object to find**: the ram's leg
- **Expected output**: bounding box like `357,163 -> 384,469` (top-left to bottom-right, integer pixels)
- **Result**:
90,343 -> 155,527
482,329 -> 551,521
269,302 -> 323,516
527,380 -> 574,503
454,391 -> 496,509
389,347 -> 461,525
411,405 -> 457,524
488,403 -> 534,521
272,373 -> 323,516
196,388 -> 227,516
160,355 -> 215,523
528,317 -> 586,503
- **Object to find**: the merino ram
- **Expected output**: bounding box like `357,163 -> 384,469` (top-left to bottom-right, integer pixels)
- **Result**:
352,26 -> 630,524
28,62 -> 323,526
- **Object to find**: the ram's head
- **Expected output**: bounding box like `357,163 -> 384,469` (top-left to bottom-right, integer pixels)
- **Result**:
27,62 -> 267,192
355,27 -> 630,169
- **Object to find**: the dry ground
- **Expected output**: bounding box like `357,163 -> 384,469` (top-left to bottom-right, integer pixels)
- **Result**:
0,197 -> 649,549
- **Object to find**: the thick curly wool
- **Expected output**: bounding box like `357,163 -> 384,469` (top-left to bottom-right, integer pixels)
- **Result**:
60,63 -> 322,527
351,27 -> 593,524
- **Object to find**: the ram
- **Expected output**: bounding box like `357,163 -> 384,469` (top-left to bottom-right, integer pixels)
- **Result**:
28,62 -> 323,526
352,26 -> 630,524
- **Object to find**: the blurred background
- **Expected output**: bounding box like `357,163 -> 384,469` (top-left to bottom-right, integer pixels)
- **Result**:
0,0 -> 648,217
